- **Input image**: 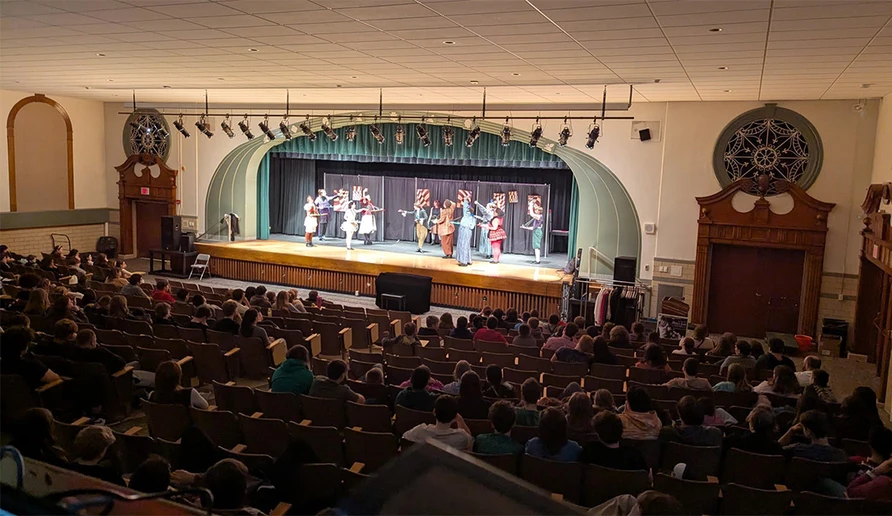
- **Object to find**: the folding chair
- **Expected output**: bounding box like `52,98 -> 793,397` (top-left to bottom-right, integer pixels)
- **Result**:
188,253 -> 211,280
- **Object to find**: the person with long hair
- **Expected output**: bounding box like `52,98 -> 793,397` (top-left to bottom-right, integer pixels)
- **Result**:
439,312 -> 455,330
566,392 -> 597,442
358,190 -> 379,246
713,363 -> 752,393
456,370 -> 491,419
23,288 -> 51,316
525,407 -> 581,462
708,332 -> 736,358
239,308 -> 270,343
47,295 -> 87,324
303,195 -> 318,247
454,197 -> 476,267
836,387 -> 884,442
487,207 -> 508,264
275,290 -> 302,313
149,360 -> 208,408
619,387 -> 663,440
609,325 -> 632,349
105,267 -> 128,288
592,389 -> 617,414
636,343 -> 670,371
11,408 -> 68,466
108,295 -> 131,319
684,324 -> 715,351
754,365 -> 802,397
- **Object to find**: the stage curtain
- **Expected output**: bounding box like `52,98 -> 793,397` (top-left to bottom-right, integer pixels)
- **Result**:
477,182 -> 550,255
258,154 -> 270,240
269,158 -> 316,235
384,177 -> 417,242
322,173 -> 385,242
568,180 -> 579,261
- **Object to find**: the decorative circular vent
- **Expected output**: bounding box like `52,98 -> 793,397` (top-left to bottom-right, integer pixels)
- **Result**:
713,105 -> 822,196
123,108 -> 171,161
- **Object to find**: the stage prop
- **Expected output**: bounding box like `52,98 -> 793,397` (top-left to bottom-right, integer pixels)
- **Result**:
376,272 -> 433,314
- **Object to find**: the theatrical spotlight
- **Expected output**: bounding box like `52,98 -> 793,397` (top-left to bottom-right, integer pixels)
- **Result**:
173,115 -> 190,138
558,117 -> 572,146
585,119 -> 601,149
443,125 -> 454,147
500,117 -> 512,146
416,120 -> 431,147
529,118 -> 542,148
279,117 -> 293,140
465,117 -> 480,148
321,117 -> 338,141
238,115 -> 254,139
370,119 -> 385,144
195,114 -> 214,138
258,115 -> 275,140
221,115 -> 235,138
394,119 -> 405,145
298,117 -> 315,141
345,119 -> 356,142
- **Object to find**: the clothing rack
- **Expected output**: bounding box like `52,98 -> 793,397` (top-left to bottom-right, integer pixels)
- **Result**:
570,276 -> 650,327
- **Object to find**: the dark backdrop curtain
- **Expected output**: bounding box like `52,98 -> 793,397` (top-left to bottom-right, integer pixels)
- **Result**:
383,177 -> 416,241
269,158 -> 316,235
322,174 -> 385,242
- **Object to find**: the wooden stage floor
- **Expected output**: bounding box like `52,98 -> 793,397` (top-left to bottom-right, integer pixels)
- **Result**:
196,240 -> 571,306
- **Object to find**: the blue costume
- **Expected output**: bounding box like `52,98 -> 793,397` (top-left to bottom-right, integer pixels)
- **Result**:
476,201 -> 495,258
455,200 -> 476,266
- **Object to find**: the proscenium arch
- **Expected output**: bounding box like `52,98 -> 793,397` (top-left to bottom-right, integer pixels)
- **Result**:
204,112 -> 640,277
6,93 -> 75,211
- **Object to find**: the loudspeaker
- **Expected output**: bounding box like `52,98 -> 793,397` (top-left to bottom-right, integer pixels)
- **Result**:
180,232 -> 195,253
638,128 -> 652,141
96,236 -> 119,259
613,256 -> 637,283
161,215 -> 181,251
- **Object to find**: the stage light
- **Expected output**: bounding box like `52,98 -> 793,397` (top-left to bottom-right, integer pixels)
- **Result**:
500,117 -> 512,146
258,115 -> 275,140
279,117 -> 293,140
321,117 -> 338,141
443,118 -> 454,146
345,124 -> 356,142
195,114 -> 214,138
558,117 -> 572,146
173,114 -> 190,138
529,117 -> 542,148
369,118 -> 385,144
465,117 -> 480,147
585,119 -> 600,149
220,114 -> 235,138
394,118 -> 404,145
415,120 -> 431,147
298,117 -> 315,141
238,114 -> 254,139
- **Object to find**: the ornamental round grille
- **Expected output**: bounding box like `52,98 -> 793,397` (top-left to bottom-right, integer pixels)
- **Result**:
123,108 -> 171,161
713,106 -> 822,196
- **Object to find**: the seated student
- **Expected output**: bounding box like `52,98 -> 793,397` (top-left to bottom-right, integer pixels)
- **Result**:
175,288 -> 190,305
581,411 -> 649,471
566,392 -> 597,442
152,302 -> 178,326
449,316 -> 474,340
713,363 -> 752,393
273,290 -> 302,315
203,458 -> 264,514
120,274 -> 150,299
528,317 -> 543,339
635,343 -> 671,371
249,285 -> 270,310
106,267 -> 129,289
719,340 -> 757,375
619,388 -> 663,440
681,324 -> 715,351
810,369 -> 837,403
779,409 -> 847,462
403,395 -> 473,451
846,427 -> 892,501
308,359 -> 365,404
699,397 -> 737,427
525,407 -> 582,462
441,360 -> 471,395
382,322 -> 421,350
11,408 -> 68,466
395,366 -> 439,412
67,425 -> 124,485
590,336 -> 618,366
502,308 -> 521,331
796,355 -> 822,387
238,309 -> 271,343
71,329 -> 126,374
192,294 -> 221,313
671,338 -> 696,356
186,305 -> 213,341
515,378 -> 542,427
229,289 -> 250,316
213,300 -> 241,335
457,371 -> 492,419
270,345 -> 314,395
482,364 -> 514,399
664,358 -> 712,391
0,326 -> 61,388
756,338 -> 796,372
609,326 -> 633,349
542,322 -> 578,351
47,294 -> 88,324
151,279 -> 176,304
149,361 -> 209,409
474,401 -> 524,455
419,315 -> 440,337
552,334 -> 594,363
754,365 -> 802,398
306,289 -> 323,308
723,405 -> 784,456
836,387 -> 885,443
129,456 -> 172,493
474,316 -> 508,344
630,322 -> 647,344
593,389 -> 618,414
708,332 -> 736,359
23,288 -> 51,316
512,323 -> 538,348
660,396 -> 723,447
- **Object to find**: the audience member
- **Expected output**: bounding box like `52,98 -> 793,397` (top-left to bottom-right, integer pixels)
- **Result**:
544,313 -> 563,335
395,366 -> 439,411
543,322 -> 578,351
482,364 -> 514,398
72,329 -> 125,374
151,279 -> 176,304
0,326 -> 60,388
11,408 -> 68,466
23,288 -> 50,316
525,407 -> 582,462
249,285 -> 270,309
502,308 -> 521,330
271,345 -> 314,395
106,267 -> 129,288
581,411 -> 649,471
449,316 -> 474,339
129,456 -> 171,493
274,290 -> 304,314
566,391 -> 597,442
153,302 -> 178,326
609,325 -> 633,349
671,338 -> 696,356
699,396 -> 737,427
186,305 -> 213,341
719,340 -> 756,374
439,312 -> 455,330
68,425 -> 124,485
779,409 -> 846,462
636,344 -> 670,371
203,458 -> 261,513
593,389 -> 617,414
846,427 -> 892,501
552,334 -> 594,364
214,300 -> 241,334
630,322 -> 646,343
712,363 -> 752,393
811,369 -> 837,403
723,405 -> 784,456
474,401 -> 524,455
796,355 -> 822,387
441,360 -> 470,395
308,359 -> 365,404
601,322 -> 616,341
836,387 -> 884,442
750,341 -> 765,361
383,322 -> 422,350
457,371 -> 491,419
149,360 -> 209,409
528,317 -> 543,339
120,274 -> 150,298
664,358 -> 712,391
402,395 -> 473,450
513,323 -> 538,348
474,316 -> 507,344
754,365 -> 802,397
619,388 -> 662,440
660,396 -> 722,446
590,336 -> 618,366
419,315 -> 440,336
757,338 -> 796,372
175,288 -> 190,304
238,309 -> 270,343
684,324 -> 715,351
47,294 -> 87,324
515,378 -> 542,427
708,332 -> 736,358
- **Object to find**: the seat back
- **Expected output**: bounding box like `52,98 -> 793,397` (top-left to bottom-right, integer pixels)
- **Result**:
385,365 -> 413,386
178,326 -> 207,343
628,367 -> 668,384
288,422 -> 345,465
217,446 -> 275,478
552,361 -> 587,377
387,354 -> 422,369
448,349 -> 481,364
722,483 -> 794,516
517,354 -> 552,372
137,347 -> 172,374
237,414 -> 291,456
722,448 -> 786,489
470,453 -> 519,475
346,380 -> 389,405
212,380 -> 257,415
314,321 -> 342,356
255,389 -> 302,422
621,438 -> 661,472
142,399 -> 191,441
582,376 -> 625,394
345,401 -> 393,433
349,359 -> 379,381
344,427 -> 399,472
464,418 -> 493,436
420,358 -> 455,375
541,373 -> 578,389
415,347 -> 449,365
589,363 -> 627,380
349,349 -> 384,363
298,394 -> 346,429
206,329 -> 235,351
481,352 -> 515,369
503,368 -> 538,385
188,342 -> 234,384
520,454 -> 583,504
785,458 -> 852,492
235,335 -> 273,379
474,340 -> 507,354
394,405 -> 436,436
94,328 -> 127,346
443,336 -> 474,351
659,442 -> 721,480
112,430 -> 157,474
794,491 -> 867,515
189,406 -> 242,449
653,473 -> 720,515
581,463 -> 651,507
117,318 -> 153,336
343,318 -> 372,349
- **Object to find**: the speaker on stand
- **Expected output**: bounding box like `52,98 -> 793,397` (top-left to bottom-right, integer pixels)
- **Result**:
161,215 -> 182,250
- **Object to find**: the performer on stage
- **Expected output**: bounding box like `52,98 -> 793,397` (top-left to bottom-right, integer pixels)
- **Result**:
314,189 -> 336,240
341,201 -> 358,250
487,207 -> 507,264
400,202 -> 429,253
455,198 -> 476,267
521,201 -> 544,264
303,195 -> 319,247
428,199 -> 442,245
475,199 -> 496,258
359,190 -> 380,245
437,199 -> 455,258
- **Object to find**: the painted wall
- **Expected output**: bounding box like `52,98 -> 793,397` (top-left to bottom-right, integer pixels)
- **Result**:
872,93 -> 892,185
0,89 -> 107,212
12,102 -> 69,212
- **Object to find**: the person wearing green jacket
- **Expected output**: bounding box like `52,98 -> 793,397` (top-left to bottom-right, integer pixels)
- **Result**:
271,345 -> 314,395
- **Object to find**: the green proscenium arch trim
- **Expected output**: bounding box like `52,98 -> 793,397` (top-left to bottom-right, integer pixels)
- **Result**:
204,112 -> 640,277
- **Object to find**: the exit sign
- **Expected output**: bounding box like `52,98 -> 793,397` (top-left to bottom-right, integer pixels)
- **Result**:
140,187 -> 150,195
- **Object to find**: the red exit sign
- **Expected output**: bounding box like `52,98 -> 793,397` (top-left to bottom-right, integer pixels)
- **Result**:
140,187 -> 150,195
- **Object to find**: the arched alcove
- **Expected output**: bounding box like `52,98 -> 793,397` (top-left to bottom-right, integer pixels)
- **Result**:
204,113 -> 640,275
6,94 -> 74,212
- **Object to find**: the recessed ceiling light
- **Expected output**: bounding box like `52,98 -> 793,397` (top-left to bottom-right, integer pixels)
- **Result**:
162,85 -> 171,88
336,84 -> 342,88
555,92 -> 561,95
512,72 -> 521,76
96,53 -> 105,57
861,83 -> 872,88
654,78 -> 661,83
217,77 -> 225,80
84,86 -> 90,90
248,48 -> 259,52
718,66 -> 728,70
351,75 -> 358,79
106,79 -> 113,82
470,80 -> 479,85
723,89 -> 732,93
443,40 -> 456,45
709,27 -> 723,32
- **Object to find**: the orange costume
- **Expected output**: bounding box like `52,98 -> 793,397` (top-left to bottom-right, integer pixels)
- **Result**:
437,200 -> 456,258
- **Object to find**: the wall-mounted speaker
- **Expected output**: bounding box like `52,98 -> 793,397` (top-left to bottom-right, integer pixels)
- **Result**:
639,128 -> 652,141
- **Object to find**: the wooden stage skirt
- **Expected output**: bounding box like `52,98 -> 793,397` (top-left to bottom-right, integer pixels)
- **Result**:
195,240 -> 567,314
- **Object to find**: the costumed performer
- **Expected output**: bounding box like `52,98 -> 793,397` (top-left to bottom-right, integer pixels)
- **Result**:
314,189 -> 336,240
428,199 -> 442,245
341,201 -> 358,250
475,199 -> 496,258
437,200 -> 455,258
521,201 -> 544,264
303,195 -> 319,247
455,198 -> 475,267
400,202 -> 429,253
359,189 -> 380,245
487,208 -> 507,264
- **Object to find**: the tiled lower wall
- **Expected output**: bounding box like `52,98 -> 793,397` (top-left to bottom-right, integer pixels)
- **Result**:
0,224 -> 108,256
650,257 -> 856,340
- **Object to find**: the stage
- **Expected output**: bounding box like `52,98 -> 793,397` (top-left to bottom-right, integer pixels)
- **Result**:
194,237 -> 572,314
